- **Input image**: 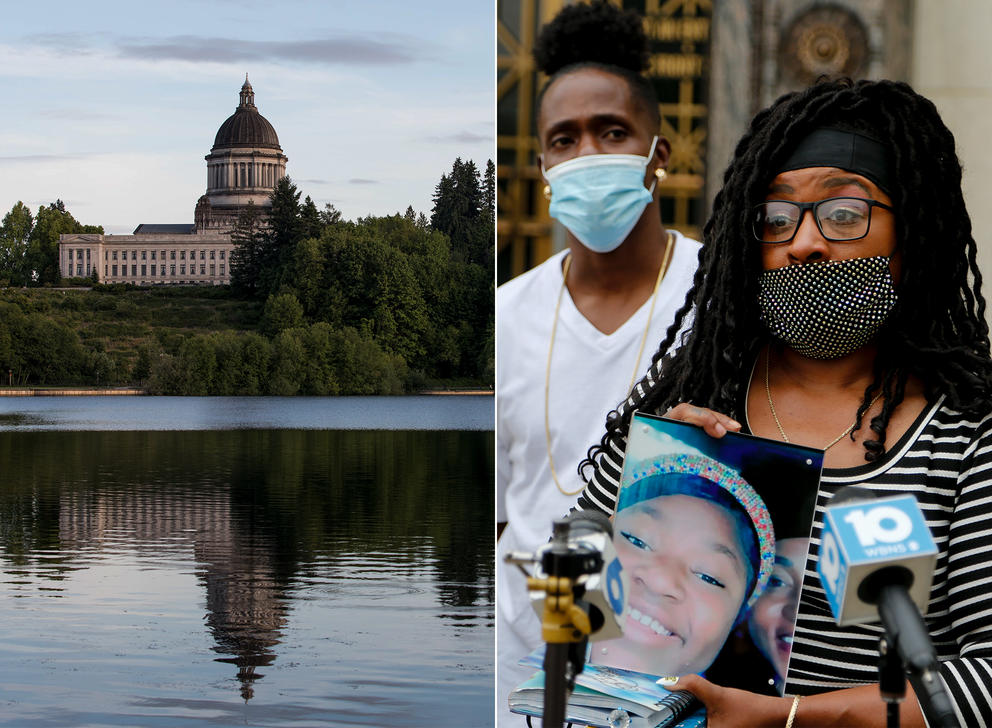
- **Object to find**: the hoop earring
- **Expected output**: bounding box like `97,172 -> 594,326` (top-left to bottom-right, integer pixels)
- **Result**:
655,168 -> 667,182
543,184 -> 551,200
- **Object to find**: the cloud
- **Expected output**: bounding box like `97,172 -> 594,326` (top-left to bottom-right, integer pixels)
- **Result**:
349,178 -> 378,185
297,178 -> 329,185
24,32 -> 102,54
424,130 -> 493,144
0,154 -> 82,164
38,108 -> 111,121
116,34 -> 428,66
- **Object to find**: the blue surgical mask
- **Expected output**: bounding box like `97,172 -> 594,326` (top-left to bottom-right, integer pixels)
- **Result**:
543,137 -> 659,253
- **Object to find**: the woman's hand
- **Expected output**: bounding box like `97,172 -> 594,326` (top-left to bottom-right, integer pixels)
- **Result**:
662,674 -> 789,728
663,403 -> 742,439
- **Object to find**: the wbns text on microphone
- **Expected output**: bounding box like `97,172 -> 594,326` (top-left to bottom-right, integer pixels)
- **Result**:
818,489 -> 936,626
817,487 -> 960,728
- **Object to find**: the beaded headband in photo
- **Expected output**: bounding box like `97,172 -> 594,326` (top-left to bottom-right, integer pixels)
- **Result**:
618,453 -> 775,607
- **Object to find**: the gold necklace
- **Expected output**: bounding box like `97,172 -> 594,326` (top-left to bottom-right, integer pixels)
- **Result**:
763,351 -> 883,451
545,232 -> 675,495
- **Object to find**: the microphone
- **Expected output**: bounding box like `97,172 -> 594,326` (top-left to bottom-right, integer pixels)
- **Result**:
818,486 -> 937,628
818,487 -> 959,727
505,510 -> 629,728
530,510 -> 628,642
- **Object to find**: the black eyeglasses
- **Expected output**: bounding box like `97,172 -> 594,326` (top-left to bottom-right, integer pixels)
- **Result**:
751,197 -> 894,244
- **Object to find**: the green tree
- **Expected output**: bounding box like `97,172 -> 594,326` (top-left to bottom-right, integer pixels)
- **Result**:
328,326 -> 406,395
132,342 -> 159,384
301,195 -> 322,241
8,311 -> 87,385
208,331 -> 243,395
430,158 -> 494,270
0,302 -> 21,382
318,224 -> 429,366
229,200 -> 264,296
483,159 -> 495,225
175,336 -> 217,395
147,353 -> 179,395
239,333 -> 272,395
477,320 -> 494,384
430,172 -> 456,238
0,202 -> 33,285
261,292 -> 304,337
285,237 -> 326,314
258,176 -> 304,297
479,159 -> 496,274
86,350 -> 116,386
319,203 -> 342,226
28,200 -> 103,285
268,329 -> 305,395
298,322 -> 339,395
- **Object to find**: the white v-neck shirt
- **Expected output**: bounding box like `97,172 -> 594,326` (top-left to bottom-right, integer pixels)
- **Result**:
495,230 -> 701,725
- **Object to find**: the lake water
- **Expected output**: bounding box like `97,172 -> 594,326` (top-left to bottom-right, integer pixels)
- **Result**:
0,395 -> 493,431
0,396 -> 494,727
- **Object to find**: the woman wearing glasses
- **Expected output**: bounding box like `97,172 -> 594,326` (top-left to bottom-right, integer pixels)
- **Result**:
577,78 -> 992,726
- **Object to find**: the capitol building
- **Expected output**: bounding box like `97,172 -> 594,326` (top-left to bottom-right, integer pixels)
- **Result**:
59,77 -> 287,285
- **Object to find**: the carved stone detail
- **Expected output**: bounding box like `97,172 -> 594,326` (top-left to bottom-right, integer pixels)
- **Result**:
780,5 -> 869,86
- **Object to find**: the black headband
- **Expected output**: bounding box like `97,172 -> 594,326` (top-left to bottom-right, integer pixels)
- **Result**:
777,127 -> 894,196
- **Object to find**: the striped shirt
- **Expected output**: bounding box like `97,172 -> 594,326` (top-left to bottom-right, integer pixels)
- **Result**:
580,395 -> 992,726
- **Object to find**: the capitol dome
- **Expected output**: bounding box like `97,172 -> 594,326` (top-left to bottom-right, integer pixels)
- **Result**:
198,76 -> 289,232
212,78 -> 282,150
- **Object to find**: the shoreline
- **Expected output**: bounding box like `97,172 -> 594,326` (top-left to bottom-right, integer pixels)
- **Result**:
0,388 -> 147,397
418,390 -> 493,396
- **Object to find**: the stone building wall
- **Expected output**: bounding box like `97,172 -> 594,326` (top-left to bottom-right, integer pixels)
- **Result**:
707,0 -> 912,209
60,233 -> 234,285
911,1 -> 992,309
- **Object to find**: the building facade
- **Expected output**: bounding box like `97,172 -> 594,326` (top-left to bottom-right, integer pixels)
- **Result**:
62,232 -> 233,285
59,76 -> 287,285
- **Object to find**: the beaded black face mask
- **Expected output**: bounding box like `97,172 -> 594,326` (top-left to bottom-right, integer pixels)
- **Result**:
758,256 -> 898,359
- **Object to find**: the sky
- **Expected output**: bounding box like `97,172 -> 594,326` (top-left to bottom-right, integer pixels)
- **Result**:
0,0 -> 494,234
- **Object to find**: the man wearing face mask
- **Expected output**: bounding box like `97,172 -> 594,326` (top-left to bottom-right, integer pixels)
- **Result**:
495,4 -> 701,723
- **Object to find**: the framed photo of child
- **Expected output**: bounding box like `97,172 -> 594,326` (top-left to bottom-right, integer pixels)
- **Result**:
590,412 -> 824,697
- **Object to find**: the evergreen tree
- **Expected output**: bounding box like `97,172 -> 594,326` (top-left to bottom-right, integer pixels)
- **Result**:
229,201 -> 264,296
430,158 -> 492,266
258,176 -> 304,297
286,236 -> 327,315
301,195 -> 322,241
320,203 -> 342,226
430,172 -> 455,235
483,159 -> 495,229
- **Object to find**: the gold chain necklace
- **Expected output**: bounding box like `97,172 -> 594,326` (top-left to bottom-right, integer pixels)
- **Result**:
764,351 -> 883,451
545,232 -> 675,495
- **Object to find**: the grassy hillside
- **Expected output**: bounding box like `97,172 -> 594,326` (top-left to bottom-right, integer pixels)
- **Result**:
1,285 -> 263,382
0,285 -> 489,393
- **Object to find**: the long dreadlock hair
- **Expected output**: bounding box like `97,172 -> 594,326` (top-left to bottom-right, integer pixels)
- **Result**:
582,78 -> 992,468
533,0 -> 661,129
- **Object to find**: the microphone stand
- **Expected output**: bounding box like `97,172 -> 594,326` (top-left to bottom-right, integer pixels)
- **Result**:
526,519 -> 598,728
875,585 -> 959,728
877,637 -> 904,728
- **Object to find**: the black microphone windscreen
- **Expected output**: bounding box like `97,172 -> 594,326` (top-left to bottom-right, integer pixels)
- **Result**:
564,509 -> 613,538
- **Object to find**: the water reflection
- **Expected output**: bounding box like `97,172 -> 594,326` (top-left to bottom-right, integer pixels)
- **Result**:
0,429 -> 494,726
